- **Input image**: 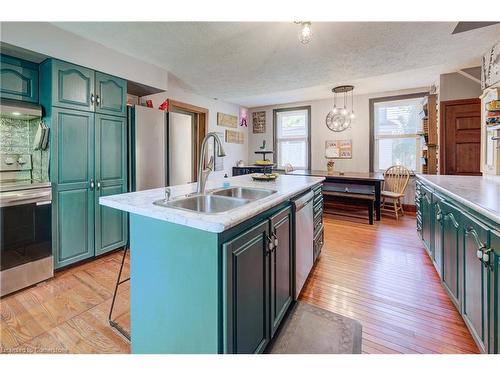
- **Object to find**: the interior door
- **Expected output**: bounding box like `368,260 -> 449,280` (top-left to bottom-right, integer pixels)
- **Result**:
168,111 -> 194,185
441,99 -> 481,175
95,114 -> 128,256
51,107 -> 95,268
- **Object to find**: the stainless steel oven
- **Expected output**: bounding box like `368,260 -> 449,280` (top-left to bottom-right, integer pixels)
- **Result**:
0,180 -> 53,297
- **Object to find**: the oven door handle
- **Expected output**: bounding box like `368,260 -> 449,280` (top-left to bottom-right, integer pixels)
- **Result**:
5,192 -> 52,204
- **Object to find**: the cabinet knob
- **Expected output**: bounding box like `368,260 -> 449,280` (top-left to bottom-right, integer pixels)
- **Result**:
482,252 -> 490,263
476,249 -> 483,260
91,94 -> 95,104
96,95 -> 101,106
90,179 -> 95,191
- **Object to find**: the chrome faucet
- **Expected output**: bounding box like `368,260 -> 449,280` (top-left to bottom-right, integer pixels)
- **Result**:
196,132 -> 226,194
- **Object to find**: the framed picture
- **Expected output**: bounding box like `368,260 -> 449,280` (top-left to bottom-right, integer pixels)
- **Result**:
252,111 -> 266,133
225,130 -> 244,144
240,107 -> 248,127
217,112 -> 238,128
325,140 -> 352,159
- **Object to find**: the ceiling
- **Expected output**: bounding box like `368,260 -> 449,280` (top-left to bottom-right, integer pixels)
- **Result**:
52,22 -> 500,107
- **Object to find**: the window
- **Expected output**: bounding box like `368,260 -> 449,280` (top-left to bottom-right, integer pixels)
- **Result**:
371,95 -> 425,173
274,107 -> 310,170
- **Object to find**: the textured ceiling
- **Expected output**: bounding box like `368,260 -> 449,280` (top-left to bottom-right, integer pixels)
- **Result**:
52,22 -> 500,107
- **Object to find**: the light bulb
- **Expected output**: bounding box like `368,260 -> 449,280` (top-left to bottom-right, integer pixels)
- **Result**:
332,106 -> 339,114
298,22 -> 312,44
341,107 -> 348,116
349,111 -> 355,119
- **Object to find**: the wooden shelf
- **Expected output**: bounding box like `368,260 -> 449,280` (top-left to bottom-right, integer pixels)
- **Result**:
420,94 -> 438,174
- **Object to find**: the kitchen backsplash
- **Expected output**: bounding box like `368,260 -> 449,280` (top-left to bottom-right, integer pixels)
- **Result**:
0,117 -> 49,182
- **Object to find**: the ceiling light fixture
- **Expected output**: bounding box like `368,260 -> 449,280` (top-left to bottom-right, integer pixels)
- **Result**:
326,85 -> 355,132
295,22 -> 312,44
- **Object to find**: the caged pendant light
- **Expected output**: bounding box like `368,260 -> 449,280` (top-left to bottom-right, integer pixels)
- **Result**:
326,85 -> 355,132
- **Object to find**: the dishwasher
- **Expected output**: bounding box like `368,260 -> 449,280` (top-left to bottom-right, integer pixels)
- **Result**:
292,190 -> 314,299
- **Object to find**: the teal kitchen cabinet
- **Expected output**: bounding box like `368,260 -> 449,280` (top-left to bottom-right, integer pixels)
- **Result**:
441,200 -> 462,310
94,114 -> 128,255
95,72 -> 127,117
40,59 -> 127,117
490,232 -> 500,354
223,219 -> 271,354
223,205 -> 295,353
0,54 -> 39,103
269,206 -> 293,337
431,193 -> 444,277
51,108 -> 95,267
48,59 -> 95,111
420,184 -> 433,256
461,212 -> 490,353
41,59 -> 128,268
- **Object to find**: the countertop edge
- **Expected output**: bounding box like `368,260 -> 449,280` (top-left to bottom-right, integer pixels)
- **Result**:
416,174 -> 500,225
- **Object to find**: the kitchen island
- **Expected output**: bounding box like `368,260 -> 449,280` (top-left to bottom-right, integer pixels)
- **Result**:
100,174 -> 324,354
415,174 -> 500,353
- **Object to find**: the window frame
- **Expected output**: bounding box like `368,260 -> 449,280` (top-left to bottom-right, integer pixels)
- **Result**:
369,92 -> 428,173
273,106 -> 311,170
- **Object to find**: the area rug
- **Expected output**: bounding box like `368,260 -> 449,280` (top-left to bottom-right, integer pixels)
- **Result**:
266,302 -> 362,354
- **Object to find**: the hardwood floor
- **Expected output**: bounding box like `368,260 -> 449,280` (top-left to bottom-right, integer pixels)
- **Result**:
1,214 -> 478,354
300,214 -> 479,354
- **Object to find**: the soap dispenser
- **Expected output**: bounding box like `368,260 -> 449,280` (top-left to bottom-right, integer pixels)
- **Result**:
223,173 -> 230,188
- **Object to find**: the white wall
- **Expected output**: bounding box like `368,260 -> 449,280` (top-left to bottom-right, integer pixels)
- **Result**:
248,87 -> 428,172
248,87 -> 428,206
1,22 -> 169,91
439,72 -> 482,101
143,76 -> 248,180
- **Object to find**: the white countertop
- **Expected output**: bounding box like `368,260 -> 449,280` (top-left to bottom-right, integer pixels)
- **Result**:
416,174 -> 500,226
100,174 -> 324,233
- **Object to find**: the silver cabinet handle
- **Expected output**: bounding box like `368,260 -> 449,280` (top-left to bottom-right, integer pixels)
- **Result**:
97,181 -> 101,190
266,235 -> 274,254
90,179 -> 95,191
96,95 -> 101,106
273,228 -> 279,247
91,94 -> 95,104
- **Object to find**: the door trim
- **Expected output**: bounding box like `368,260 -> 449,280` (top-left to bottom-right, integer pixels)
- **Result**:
439,98 -> 481,175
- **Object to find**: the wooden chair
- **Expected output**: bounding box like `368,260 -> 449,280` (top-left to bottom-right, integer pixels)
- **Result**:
381,165 -> 410,220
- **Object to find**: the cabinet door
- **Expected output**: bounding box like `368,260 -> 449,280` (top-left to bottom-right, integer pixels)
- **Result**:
420,184 -> 433,256
462,213 -> 490,353
490,231 -> 500,354
52,60 -> 95,112
432,194 -> 443,276
223,220 -> 270,354
441,201 -> 462,309
95,114 -> 128,255
269,206 -> 293,338
0,55 -> 39,103
51,108 -> 95,268
95,72 -> 127,117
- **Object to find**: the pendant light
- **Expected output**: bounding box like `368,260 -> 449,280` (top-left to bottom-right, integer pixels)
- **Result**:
326,85 -> 355,132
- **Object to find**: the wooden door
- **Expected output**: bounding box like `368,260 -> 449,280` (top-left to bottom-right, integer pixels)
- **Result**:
441,99 -> 481,175
94,114 -> 128,256
441,200 -> 462,310
462,213 -> 490,353
269,207 -> 293,338
95,72 -> 127,117
51,108 -> 95,268
223,220 -> 270,354
52,60 -> 95,112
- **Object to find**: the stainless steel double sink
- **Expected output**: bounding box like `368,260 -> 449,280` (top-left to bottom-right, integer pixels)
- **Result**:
153,187 -> 277,214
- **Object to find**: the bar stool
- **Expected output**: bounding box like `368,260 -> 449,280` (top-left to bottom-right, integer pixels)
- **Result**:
108,247 -> 130,342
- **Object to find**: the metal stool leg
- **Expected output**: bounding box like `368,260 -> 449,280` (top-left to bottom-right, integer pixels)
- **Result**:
109,247 -> 131,342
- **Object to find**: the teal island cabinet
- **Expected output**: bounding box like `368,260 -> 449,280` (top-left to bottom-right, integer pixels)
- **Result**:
100,174 -> 324,353
415,174 -> 500,353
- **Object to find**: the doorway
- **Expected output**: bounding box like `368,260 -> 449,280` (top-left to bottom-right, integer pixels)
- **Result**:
168,100 -> 208,183
440,98 -> 481,175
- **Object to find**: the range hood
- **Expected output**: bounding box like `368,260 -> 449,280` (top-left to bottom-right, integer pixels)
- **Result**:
0,98 -> 42,120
